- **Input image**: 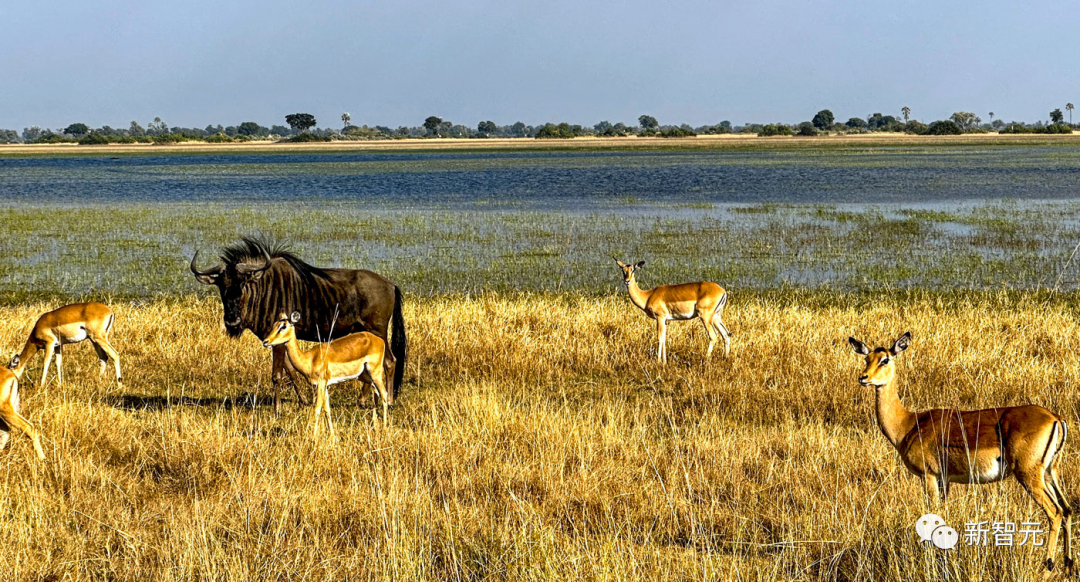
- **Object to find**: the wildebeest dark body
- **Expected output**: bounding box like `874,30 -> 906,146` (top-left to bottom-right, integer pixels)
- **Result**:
190,238 -> 406,414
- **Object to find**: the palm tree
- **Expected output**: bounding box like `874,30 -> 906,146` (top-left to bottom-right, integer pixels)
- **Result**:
901,106 -> 911,122
341,112 -> 351,129
989,112 -> 994,123
1067,103 -> 1075,125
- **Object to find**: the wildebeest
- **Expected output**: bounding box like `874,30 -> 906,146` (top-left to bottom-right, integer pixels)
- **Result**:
190,238 -> 406,414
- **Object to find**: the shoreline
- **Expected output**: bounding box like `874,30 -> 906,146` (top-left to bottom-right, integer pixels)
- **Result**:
3,132 -> 1080,156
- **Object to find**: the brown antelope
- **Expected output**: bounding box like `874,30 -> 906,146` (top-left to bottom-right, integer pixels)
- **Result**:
850,332 -> 1072,573
261,312 -> 390,439
614,259 -> 731,363
0,361 -> 45,460
9,302 -> 121,388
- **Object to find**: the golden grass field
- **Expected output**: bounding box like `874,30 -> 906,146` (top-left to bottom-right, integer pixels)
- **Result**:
1,293 -> 1078,581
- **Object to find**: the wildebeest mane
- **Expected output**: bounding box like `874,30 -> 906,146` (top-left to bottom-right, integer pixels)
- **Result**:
221,237 -> 330,282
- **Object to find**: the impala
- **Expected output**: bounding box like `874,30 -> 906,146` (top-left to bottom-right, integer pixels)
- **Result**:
0,359 -> 45,460
261,312 -> 390,439
850,332 -> 1072,573
614,259 -> 731,363
9,302 -> 121,388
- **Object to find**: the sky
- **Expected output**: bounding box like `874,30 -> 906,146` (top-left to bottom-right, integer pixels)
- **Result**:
2,0 -> 1079,131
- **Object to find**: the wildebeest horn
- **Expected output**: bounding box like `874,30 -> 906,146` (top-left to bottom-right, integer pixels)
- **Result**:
190,251 -> 223,277
236,247 -> 273,274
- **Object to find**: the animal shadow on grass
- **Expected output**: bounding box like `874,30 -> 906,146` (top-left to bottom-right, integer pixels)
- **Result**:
104,391 -> 277,412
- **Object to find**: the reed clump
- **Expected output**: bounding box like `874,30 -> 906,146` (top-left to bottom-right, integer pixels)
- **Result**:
0,292 -> 1076,580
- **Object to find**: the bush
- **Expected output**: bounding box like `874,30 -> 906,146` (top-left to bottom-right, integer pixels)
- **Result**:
205,133 -> 234,143
535,123 -> 583,139
152,133 -> 190,144
1045,124 -> 1073,134
286,132 -> 331,143
32,133 -> 77,144
796,122 -> 819,136
659,125 -> 696,138
78,132 -> 111,145
758,124 -> 795,137
926,120 -> 962,135
903,121 -> 928,135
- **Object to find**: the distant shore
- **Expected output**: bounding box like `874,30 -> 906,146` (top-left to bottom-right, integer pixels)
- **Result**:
3,132 -> 1080,156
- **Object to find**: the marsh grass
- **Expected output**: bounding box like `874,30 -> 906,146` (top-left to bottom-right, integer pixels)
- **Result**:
2,202 -> 1080,303
0,293 -> 1078,580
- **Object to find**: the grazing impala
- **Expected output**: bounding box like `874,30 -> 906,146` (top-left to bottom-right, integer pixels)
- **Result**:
9,302 -> 121,388
850,332 -> 1072,573
614,259 -> 731,363
261,312 -> 390,439
0,360 -> 45,460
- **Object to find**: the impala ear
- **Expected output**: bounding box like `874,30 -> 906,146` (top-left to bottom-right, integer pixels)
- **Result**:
890,332 -> 911,355
635,261 -> 645,269
613,257 -> 626,268
290,311 -> 301,324
848,337 -> 869,356
7,355 -> 18,369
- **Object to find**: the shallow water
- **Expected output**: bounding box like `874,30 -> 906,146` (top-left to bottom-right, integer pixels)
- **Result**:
3,146 -> 1080,206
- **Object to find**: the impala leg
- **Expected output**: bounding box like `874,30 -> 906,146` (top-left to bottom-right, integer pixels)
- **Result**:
922,473 -> 946,503
283,355 -> 310,406
95,338 -> 122,385
322,383 -> 335,442
0,403 -> 44,460
54,345 -> 63,387
39,343 -> 55,388
311,381 -> 324,439
656,319 -> 668,364
713,313 -> 732,357
371,362 -> 389,427
701,310 -> 719,361
1018,469 -> 1064,572
1049,467 -> 1074,573
271,345 -> 287,415
91,341 -> 108,376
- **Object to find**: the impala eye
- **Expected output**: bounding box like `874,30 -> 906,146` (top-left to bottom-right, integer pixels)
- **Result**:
880,357 -> 890,365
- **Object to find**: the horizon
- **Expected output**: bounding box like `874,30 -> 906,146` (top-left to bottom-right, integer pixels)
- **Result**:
3,0 -> 1079,131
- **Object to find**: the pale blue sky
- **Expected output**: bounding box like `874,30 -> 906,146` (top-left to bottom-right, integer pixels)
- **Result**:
2,0 -> 1078,130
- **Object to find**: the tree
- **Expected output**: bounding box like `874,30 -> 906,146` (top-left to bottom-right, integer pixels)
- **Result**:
901,106 -> 911,122
811,110 -> 834,130
510,121 -> 527,137
594,120 -> 613,135
638,115 -> 659,130
845,117 -> 867,129
147,117 -> 169,135
797,122 -> 819,136
64,123 -> 90,136
423,116 -> 443,136
22,126 -> 42,142
477,120 -> 497,137
1051,109 -> 1065,125
129,121 -> 145,137
285,113 -> 317,133
927,120 -> 963,135
949,112 -> 980,132
1067,103 -> 1075,124
237,122 -> 267,137
341,112 -> 351,129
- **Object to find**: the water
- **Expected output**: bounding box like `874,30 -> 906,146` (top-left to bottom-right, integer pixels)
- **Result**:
3,146 -> 1080,206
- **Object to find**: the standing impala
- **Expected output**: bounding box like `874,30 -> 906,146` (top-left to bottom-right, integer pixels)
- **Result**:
0,360 -> 45,460
261,312 -> 390,439
850,332 -> 1072,574
9,302 -> 121,387
614,259 -> 731,363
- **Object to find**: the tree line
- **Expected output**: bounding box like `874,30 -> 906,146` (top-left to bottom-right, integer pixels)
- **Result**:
1,106 -> 1075,144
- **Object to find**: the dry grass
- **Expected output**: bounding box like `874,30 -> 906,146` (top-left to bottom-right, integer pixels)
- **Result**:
1,293 -> 1078,580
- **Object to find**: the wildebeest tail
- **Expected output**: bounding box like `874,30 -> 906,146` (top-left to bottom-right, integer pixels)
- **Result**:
392,286 -> 407,399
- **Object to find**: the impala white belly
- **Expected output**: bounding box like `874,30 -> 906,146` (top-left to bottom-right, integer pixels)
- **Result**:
65,328 -> 88,343
327,371 -> 363,386
668,303 -> 697,320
